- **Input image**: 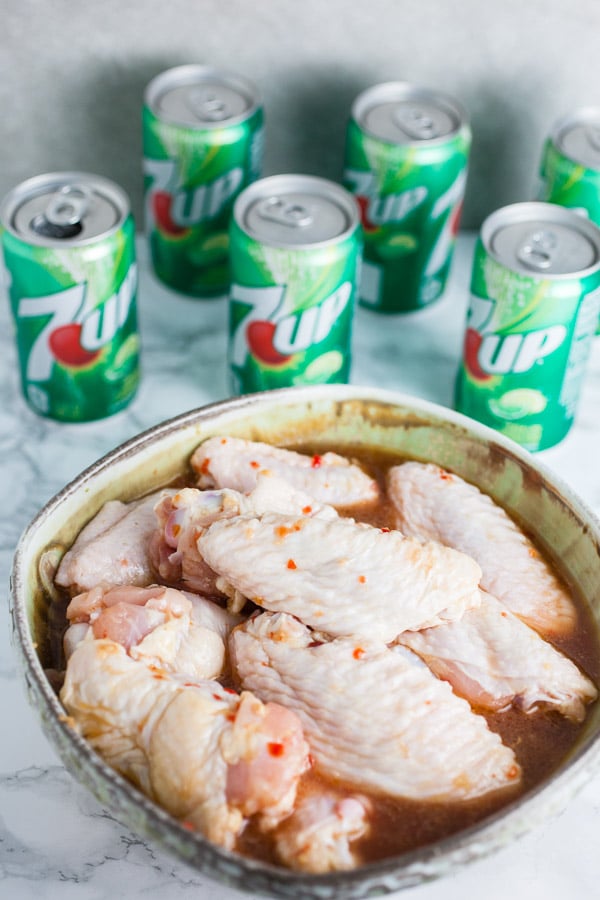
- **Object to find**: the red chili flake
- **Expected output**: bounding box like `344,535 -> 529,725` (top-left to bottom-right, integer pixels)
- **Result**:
302,505 -> 313,515
358,574 -> 366,584
439,471 -> 453,481
181,820 -> 195,831
275,525 -> 292,538
287,559 -> 297,570
250,460 -> 261,469
311,454 -> 323,468
528,547 -> 539,559
212,693 -> 222,701
500,611 -> 508,618
220,438 -> 227,445
183,682 -> 197,688
226,713 -> 236,723
223,687 -> 238,695
307,640 -> 324,648
268,742 -> 285,757
380,527 -> 391,533
200,457 -> 211,475
153,673 -> 165,680
507,765 -> 520,780
353,647 -> 365,660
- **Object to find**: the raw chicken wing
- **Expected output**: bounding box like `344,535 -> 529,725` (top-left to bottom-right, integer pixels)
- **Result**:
231,613 -> 521,801
55,490 -> 175,593
273,785 -> 370,873
64,584 -> 234,680
387,462 -> 577,637
199,512 -> 482,640
398,591 -> 597,720
61,639 -> 310,849
191,436 -> 380,507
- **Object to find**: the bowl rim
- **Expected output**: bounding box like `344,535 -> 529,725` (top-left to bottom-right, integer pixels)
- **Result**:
10,384 -> 600,897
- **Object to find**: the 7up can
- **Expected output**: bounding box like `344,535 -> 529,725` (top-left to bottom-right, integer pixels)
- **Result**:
343,82 -> 470,312
1,172 -> 140,423
143,65 -> 263,297
539,108 -> 600,225
455,202 -> 600,451
539,107 -> 600,334
229,174 -> 362,394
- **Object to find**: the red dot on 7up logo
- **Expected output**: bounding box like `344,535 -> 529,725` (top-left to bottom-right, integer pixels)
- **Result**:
464,293 -> 567,381
230,281 -> 352,368
18,263 -> 137,381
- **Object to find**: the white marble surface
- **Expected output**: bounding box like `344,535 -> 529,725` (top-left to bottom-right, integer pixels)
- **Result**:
2,234 -> 600,899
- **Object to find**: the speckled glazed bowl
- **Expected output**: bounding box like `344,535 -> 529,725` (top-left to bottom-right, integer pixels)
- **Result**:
10,385 -> 600,899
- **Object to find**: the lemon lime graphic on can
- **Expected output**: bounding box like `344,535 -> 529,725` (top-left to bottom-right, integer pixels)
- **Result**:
1,172 -> 140,422
455,202 -> 600,451
143,65 -> 263,297
489,388 -> 548,421
343,82 -> 470,312
228,174 -> 362,394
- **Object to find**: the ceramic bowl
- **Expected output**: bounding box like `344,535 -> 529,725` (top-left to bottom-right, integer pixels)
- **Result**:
10,384 -> 600,898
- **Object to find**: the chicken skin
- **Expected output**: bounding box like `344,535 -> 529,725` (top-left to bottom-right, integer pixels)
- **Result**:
230,612 -> 521,802
387,462 -> 577,637
199,512 -> 482,640
61,639 -> 310,849
191,436 -> 380,508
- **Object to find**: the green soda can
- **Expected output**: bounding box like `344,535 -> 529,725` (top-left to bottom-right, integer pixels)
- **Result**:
143,64 -> 263,297
343,82 -> 470,312
539,108 -> 600,334
455,202 -> 600,451
1,172 -> 140,423
539,108 -> 600,224
229,174 -> 362,394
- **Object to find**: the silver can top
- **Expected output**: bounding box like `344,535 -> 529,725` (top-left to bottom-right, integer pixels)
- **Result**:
234,174 -> 360,248
551,107 -> 600,171
482,202 -> 600,278
0,172 -> 130,247
351,81 -> 468,145
145,64 -> 261,129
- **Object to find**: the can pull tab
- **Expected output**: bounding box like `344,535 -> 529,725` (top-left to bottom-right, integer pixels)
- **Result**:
256,197 -> 313,228
517,229 -> 557,271
188,88 -> 229,122
31,184 -> 91,239
393,104 -> 438,140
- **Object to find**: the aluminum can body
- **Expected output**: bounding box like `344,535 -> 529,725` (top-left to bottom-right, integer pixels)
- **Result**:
455,202 -> 600,451
1,172 -> 140,423
343,82 -> 470,313
228,174 -> 362,394
539,108 -> 600,224
143,65 -> 263,298
539,108 -> 600,334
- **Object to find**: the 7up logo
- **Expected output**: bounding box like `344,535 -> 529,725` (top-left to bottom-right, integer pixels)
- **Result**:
144,157 -> 243,236
463,293 -> 567,381
344,168 -> 427,232
423,170 -> 466,278
230,281 -> 352,368
17,262 -> 138,382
